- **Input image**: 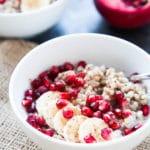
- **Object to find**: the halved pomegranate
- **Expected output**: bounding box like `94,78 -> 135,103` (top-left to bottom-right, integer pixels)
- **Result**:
94,0 -> 150,29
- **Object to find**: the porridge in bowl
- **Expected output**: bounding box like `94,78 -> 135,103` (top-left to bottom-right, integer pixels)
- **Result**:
22,61 -> 149,143
0,0 -> 57,13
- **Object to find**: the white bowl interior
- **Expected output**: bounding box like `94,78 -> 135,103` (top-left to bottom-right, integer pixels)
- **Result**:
9,34 -> 150,150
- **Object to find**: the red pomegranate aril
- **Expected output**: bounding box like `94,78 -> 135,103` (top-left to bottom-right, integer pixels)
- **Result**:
0,0 -> 6,4
30,122 -> 39,129
114,108 -> 122,118
77,72 -> 86,78
25,89 -> 33,97
31,78 -> 42,89
101,128 -> 112,140
77,61 -> 87,68
99,100 -> 111,112
39,71 -> 49,79
36,116 -> 46,127
43,78 -> 51,88
49,84 -> 57,91
24,96 -> 33,101
118,99 -> 128,109
93,111 -> 102,118
107,111 -> 116,119
26,102 -> 36,113
22,99 -> 32,107
95,95 -> 103,100
37,86 -> 48,94
27,115 -> 36,123
38,128 -> 46,134
133,123 -> 143,131
56,99 -> 69,109
81,106 -> 93,117
114,91 -> 124,100
102,113 -> 111,123
69,88 -> 78,99
63,62 -> 74,71
90,101 -> 99,111
65,74 -> 76,85
49,66 -> 60,80
60,92 -> 71,101
74,77 -> 85,87
44,129 -> 55,137
84,134 -> 97,143
122,110 -> 132,118
109,120 -> 121,130
63,108 -> 74,119
33,90 -> 41,99
86,95 -> 103,106
55,81 -> 65,92
123,128 -> 133,135
141,104 -> 149,116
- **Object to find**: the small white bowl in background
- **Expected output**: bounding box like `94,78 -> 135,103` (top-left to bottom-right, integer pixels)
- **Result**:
0,0 -> 68,38
9,34 -> 150,150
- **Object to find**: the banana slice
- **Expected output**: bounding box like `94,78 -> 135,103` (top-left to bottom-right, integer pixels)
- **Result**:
36,91 -> 60,128
53,106 -> 81,136
21,0 -> 50,12
63,115 -> 87,143
78,118 -> 108,143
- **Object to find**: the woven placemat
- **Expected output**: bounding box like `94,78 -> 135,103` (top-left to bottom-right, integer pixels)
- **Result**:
0,39 -> 149,150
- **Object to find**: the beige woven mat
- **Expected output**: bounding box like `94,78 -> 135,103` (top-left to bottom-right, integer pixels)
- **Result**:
0,39 -> 149,150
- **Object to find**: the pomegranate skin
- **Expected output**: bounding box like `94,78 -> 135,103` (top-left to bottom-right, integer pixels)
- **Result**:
94,0 -> 150,29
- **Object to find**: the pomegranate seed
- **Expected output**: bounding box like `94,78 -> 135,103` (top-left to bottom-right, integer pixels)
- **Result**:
114,91 -> 124,100
77,61 -> 87,68
141,104 -> 149,116
43,78 -> 51,88
62,108 -> 74,119
24,96 -> 33,101
25,89 -> 33,97
93,111 -> 102,118
39,71 -> 49,79
31,78 -> 42,89
99,100 -> 111,112
109,120 -> 121,130
74,77 -> 85,87
30,122 -> 39,128
60,92 -> 71,101
118,99 -> 128,109
114,108 -> 122,118
69,88 -> 78,99
59,65 -> 65,72
0,0 -> 6,4
38,128 -> 46,134
123,128 -> 133,135
49,84 -> 57,91
77,72 -> 86,78
84,134 -> 97,143
86,95 -> 103,106
26,102 -> 36,113
33,90 -> 41,99
22,99 -> 32,107
27,115 -> 36,123
102,113 -> 111,123
37,86 -> 48,94
101,128 -> 112,140
133,123 -> 143,131
122,110 -> 132,118
55,81 -> 65,92
35,116 -> 46,127
63,62 -> 74,71
44,129 -> 55,137
81,106 -> 93,117
107,111 -> 116,119
65,74 -> 76,85
56,99 -> 69,109
90,101 -> 99,111
49,66 -> 60,80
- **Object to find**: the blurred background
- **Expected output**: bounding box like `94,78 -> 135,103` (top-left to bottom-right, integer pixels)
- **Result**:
29,0 -> 150,54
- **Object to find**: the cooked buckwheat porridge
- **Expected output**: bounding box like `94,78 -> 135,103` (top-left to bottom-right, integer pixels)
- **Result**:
22,61 -> 149,143
0,0 -> 57,13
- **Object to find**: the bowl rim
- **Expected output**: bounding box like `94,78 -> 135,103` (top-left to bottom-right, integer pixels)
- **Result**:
0,0 -> 68,17
9,33 -> 150,148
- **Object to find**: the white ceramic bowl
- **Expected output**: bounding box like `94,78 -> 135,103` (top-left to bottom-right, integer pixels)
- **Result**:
0,0 -> 68,38
9,33 -> 150,150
